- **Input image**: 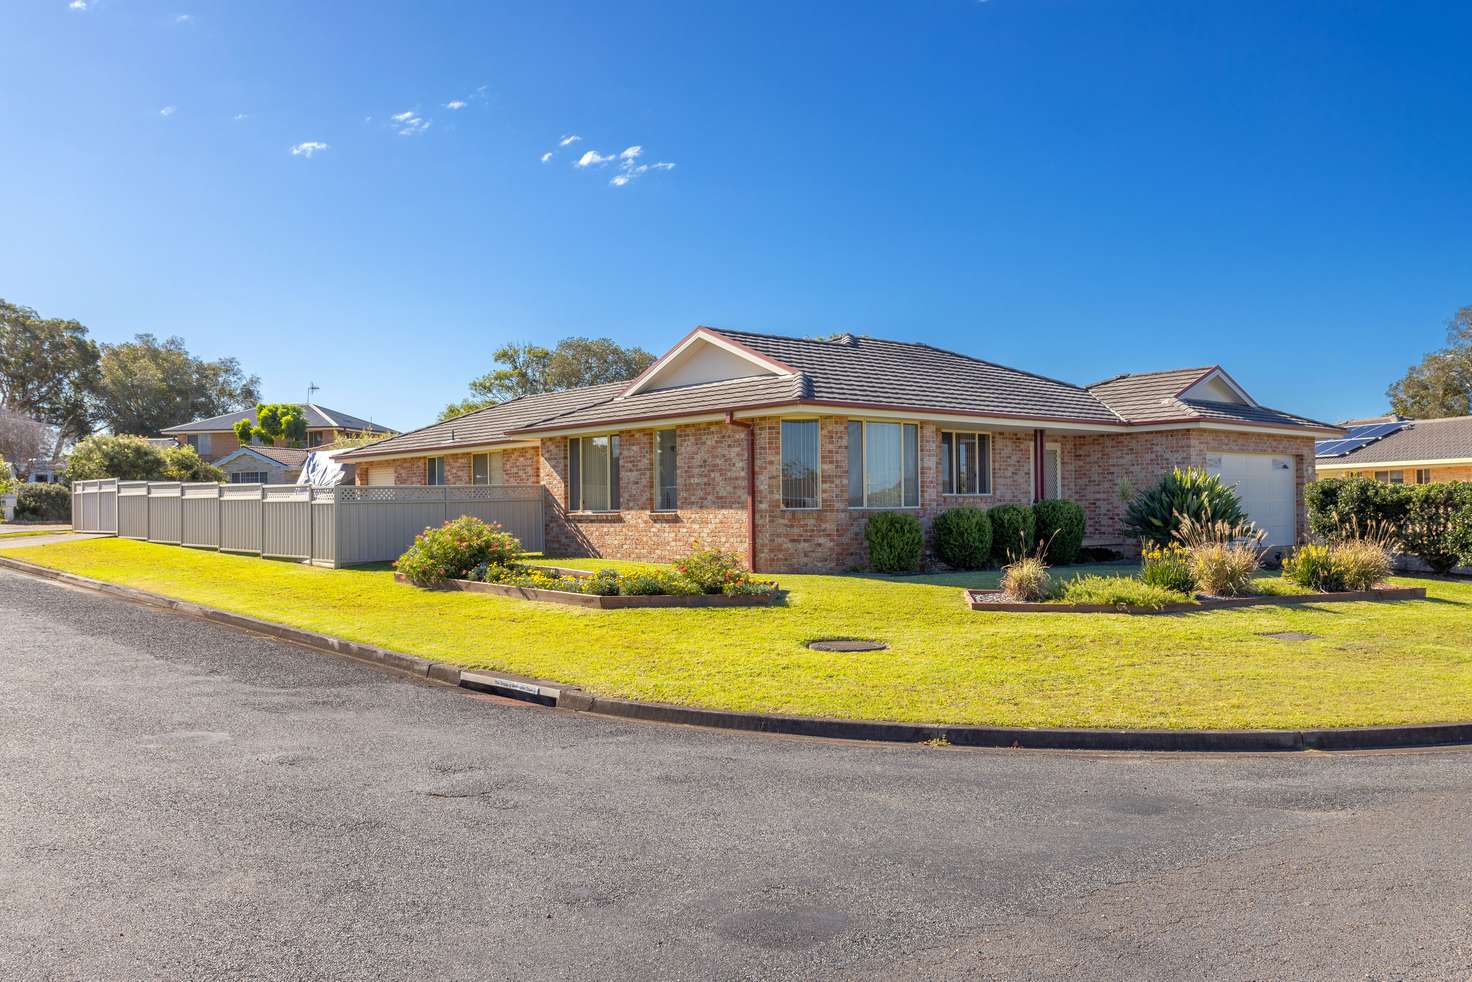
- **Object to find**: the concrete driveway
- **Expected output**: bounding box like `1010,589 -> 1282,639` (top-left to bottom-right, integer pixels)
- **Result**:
2,567 -> 1469,981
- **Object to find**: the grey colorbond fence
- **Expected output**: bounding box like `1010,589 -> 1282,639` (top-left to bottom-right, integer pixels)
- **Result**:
72,479 -> 544,567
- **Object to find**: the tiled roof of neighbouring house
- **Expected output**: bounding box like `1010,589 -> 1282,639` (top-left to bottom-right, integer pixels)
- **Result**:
1316,415 -> 1472,465
217,445 -> 312,467
1086,366 -> 1334,430
338,328 -> 1336,460
161,404 -> 394,435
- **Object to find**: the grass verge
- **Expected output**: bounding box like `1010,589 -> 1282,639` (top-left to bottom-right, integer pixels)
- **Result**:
8,537 -> 1471,730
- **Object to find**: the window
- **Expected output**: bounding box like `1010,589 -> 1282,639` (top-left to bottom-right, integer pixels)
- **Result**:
186,433 -> 213,456
1042,443 -> 1062,500
1415,468 -> 1433,485
425,457 -> 446,485
1374,470 -> 1404,485
309,431 -> 325,447
654,429 -> 678,510
780,420 -> 820,509
230,471 -> 267,484
847,420 -> 920,508
568,435 -> 621,511
472,452 -> 504,486
940,432 -> 992,495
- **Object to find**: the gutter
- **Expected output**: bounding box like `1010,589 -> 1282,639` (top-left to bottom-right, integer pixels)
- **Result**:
725,410 -> 758,572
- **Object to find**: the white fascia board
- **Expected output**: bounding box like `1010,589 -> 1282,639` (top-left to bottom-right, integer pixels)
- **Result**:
1317,457 -> 1472,471
622,328 -> 792,398
338,439 -> 540,463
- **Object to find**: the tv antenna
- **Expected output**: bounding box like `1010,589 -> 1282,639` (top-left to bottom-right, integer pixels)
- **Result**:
306,382 -> 320,405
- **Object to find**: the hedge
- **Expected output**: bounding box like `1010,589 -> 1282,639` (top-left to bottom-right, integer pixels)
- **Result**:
1306,477 -> 1472,573
931,507 -> 992,570
988,503 -> 1036,563
865,511 -> 924,573
14,483 -> 72,522
1034,499 -> 1086,565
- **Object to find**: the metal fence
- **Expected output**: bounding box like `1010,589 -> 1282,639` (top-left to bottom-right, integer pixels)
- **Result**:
72,479 -> 545,567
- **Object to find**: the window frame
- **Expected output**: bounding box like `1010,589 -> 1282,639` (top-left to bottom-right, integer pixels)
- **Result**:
1375,469 -> 1405,485
652,429 -> 678,512
425,456 -> 446,486
1415,468 -> 1433,485
847,419 -> 921,509
471,451 -> 505,486
568,435 -> 622,512
779,418 -> 822,510
229,471 -> 268,484
940,430 -> 993,497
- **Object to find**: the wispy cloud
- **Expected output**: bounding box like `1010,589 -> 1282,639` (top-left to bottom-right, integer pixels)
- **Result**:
445,100 -> 467,110
540,152 -> 553,163
159,105 -> 177,117
233,113 -> 249,121
559,134 -> 581,147
290,141 -> 329,158
175,13 -> 192,23
68,0 -> 88,10
608,147 -> 675,188
619,145 -> 642,160
576,150 -> 615,167
390,110 -> 431,136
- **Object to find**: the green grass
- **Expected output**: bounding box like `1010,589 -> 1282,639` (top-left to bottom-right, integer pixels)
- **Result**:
8,537 -> 1472,730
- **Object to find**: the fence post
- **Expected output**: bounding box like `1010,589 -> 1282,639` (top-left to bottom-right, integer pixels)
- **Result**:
258,484 -> 266,558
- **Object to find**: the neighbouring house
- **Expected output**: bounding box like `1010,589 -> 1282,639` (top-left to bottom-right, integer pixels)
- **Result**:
160,404 -> 395,463
335,327 -> 1337,572
20,457 -> 65,484
212,445 -> 312,485
1315,414 -> 1472,484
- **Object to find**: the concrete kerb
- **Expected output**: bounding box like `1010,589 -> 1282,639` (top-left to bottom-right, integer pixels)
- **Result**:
4,553 -> 1471,754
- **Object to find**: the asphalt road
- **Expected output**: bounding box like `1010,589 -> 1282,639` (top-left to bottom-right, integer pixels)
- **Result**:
3,567 -> 1470,981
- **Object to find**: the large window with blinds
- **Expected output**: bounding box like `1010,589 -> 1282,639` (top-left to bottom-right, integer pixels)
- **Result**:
780,419 -> 820,509
568,435 -> 621,511
472,452 -> 504,486
940,432 -> 992,495
847,421 -> 920,508
653,429 -> 677,510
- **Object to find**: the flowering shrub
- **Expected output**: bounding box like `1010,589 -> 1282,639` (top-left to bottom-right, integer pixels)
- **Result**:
394,516 -> 523,586
676,544 -> 747,593
1140,543 -> 1195,594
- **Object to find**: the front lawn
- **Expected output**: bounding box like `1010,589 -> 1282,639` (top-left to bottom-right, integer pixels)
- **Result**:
9,537 -> 1472,730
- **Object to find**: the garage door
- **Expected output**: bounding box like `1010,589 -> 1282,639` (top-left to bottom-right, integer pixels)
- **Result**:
367,464 -> 395,486
1206,453 -> 1296,546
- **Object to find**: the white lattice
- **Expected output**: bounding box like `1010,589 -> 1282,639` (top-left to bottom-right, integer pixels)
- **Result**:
264,486 -> 310,501
222,484 -> 264,499
147,483 -> 183,497
445,485 -> 542,502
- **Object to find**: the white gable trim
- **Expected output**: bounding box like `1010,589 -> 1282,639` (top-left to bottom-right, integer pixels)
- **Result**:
1177,366 -> 1258,407
621,327 -> 797,398
215,446 -> 292,469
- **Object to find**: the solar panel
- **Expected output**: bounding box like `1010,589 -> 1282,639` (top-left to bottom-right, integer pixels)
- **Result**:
1314,439 -> 1353,457
1316,420 -> 1409,459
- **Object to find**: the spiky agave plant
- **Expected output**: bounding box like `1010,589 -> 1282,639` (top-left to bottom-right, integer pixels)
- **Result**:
1123,467 -> 1247,548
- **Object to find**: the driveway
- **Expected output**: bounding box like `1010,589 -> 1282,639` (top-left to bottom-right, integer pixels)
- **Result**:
2,567 -> 1470,981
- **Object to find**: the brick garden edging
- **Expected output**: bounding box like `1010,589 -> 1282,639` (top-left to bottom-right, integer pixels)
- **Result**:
393,570 -> 778,609
965,585 -> 1427,614
3,553 -> 1468,754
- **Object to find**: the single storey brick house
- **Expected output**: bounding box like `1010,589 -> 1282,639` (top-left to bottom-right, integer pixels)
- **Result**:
336,328 -> 1337,572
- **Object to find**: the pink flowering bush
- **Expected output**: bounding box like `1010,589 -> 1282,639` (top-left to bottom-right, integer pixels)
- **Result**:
394,515 -> 523,586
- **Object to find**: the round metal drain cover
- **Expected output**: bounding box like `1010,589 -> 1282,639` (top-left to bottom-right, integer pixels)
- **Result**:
807,639 -> 888,652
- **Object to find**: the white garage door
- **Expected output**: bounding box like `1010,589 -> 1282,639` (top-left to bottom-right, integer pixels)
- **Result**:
367,464 -> 395,486
1206,453 -> 1296,546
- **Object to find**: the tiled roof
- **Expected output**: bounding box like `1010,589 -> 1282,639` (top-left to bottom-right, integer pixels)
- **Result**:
335,382 -> 626,459
1317,416 -> 1472,465
719,330 -> 1123,423
162,404 -> 394,435
1087,367 -> 1335,430
216,445 -> 311,467
513,374 -> 806,431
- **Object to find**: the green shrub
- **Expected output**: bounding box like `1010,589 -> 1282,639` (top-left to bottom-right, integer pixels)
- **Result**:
160,444 -> 225,483
1305,477 -> 1410,541
63,434 -> 170,482
1001,554 -> 1052,602
931,507 -> 993,569
394,515 -> 523,585
865,511 -> 923,573
0,455 -> 15,494
14,483 -> 72,522
1332,539 -> 1393,592
988,504 -> 1037,562
1140,543 -> 1195,594
1282,544 -> 1343,592
1123,467 -> 1246,547
618,571 -> 701,596
1033,499 -> 1085,565
1058,575 -> 1192,610
675,543 -> 747,594
1402,483 -> 1472,574
585,568 -> 622,596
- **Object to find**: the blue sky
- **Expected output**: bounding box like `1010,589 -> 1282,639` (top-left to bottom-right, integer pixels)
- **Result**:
4,1 -> 1470,432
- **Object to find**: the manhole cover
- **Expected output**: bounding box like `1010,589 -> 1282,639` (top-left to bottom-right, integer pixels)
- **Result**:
1258,631 -> 1321,642
807,639 -> 888,652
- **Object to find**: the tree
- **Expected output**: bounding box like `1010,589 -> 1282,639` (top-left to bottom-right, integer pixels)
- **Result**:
0,299 -> 100,443
0,407 -> 55,474
95,333 -> 261,436
234,403 -> 307,447
438,337 -> 655,420
1387,306 -> 1472,419
63,434 -> 224,483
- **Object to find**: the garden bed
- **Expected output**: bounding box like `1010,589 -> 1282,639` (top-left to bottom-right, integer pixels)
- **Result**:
395,567 -> 779,609
965,585 -> 1426,614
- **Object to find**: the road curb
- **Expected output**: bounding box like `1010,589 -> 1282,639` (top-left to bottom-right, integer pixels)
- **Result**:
4,553 -> 1471,753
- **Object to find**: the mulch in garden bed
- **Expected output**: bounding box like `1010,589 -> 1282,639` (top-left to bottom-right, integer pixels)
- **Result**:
395,568 -> 779,609
965,585 -> 1426,615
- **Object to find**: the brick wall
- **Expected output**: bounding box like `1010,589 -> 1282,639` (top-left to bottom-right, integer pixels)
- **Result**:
353,447 -> 541,487
542,422 -> 750,563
